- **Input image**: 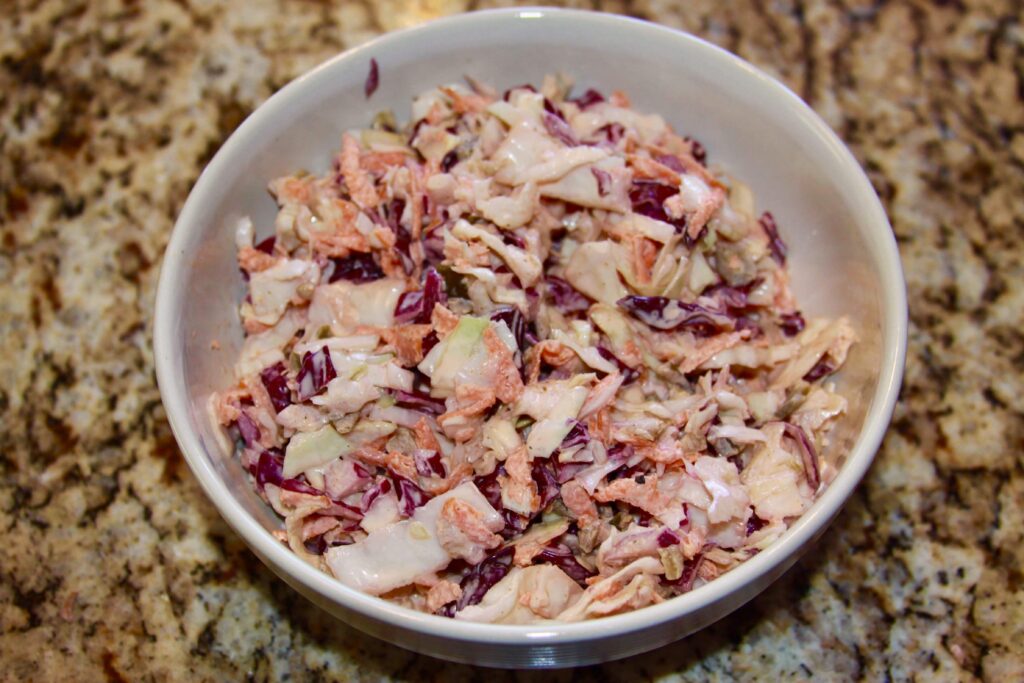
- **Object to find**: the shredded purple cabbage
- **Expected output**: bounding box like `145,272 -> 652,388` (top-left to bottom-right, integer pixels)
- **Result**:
413,449 -> 446,478
629,180 -> 676,219
685,137 -> 707,165
490,306 -> 533,350
545,276 -> 591,314
501,232 -> 526,249
654,154 -> 686,174
802,357 -> 836,382
378,199 -> 416,274
501,510 -> 531,539
595,346 -> 640,384
746,513 -> 767,536
440,149 -> 459,173
394,388 -> 446,415
531,461 -> 561,510
682,225 -> 707,249
592,122 -> 625,146
734,317 -> 764,339
570,88 -> 605,109
394,267 -> 446,324
542,111 -> 578,147
236,411 -> 261,447
393,474 -> 430,517
533,542 -> 595,585
364,58 -> 379,98
422,228 -> 446,268
501,84 -> 537,101
628,180 -> 687,235
553,443 -> 590,477
407,118 -> 427,147
253,449 -> 321,496
254,236 -> 276,255
759,211 -> 787,265
611,465 -> 649,483
551,460 -> 589,484
665,553 -> 704,593
320,500 -> 364,522
446,546 -> 514,614
296,346 -> 336,400
780,311 -> 806,337
598,444 -> 635,484
383,197 -> 406,233
474,468 -> 503,509
560,420 -> 589,450
260,362 -> 292,413
360,478 -> 392,512
474,468 -> 532,540
542,97 -> 565,120
591,167 -> 612,196
704,281 -> 757,313
329,253 -> 384,283
606,443 -> 633,462
657,528 -> 681,548
617,296 -> 725,336
303,526 -> 329,554
783,422 -> 820,490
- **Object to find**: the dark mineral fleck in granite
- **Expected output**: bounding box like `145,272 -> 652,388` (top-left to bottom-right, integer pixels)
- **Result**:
1,0 -> 1022,680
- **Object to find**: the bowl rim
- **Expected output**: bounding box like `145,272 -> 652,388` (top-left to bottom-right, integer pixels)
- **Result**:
154,6 -> 907,646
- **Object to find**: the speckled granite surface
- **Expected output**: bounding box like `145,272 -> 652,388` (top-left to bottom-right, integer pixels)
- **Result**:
1,0 -> 1022,680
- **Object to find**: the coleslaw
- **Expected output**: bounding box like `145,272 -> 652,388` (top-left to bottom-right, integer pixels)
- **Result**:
212,74 -> 855,623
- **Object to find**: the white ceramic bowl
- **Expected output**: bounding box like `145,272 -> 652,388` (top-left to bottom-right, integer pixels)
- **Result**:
154,8 -> 906,668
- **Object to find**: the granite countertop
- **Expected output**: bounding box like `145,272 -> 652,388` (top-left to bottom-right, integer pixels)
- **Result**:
1,0 -> 1022,680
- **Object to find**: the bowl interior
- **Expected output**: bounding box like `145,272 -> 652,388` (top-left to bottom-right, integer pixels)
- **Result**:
156,7 -> 904,661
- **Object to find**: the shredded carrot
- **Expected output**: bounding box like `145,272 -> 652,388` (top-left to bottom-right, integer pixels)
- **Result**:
340,133 -> 380,209
361,151 -> 411,175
